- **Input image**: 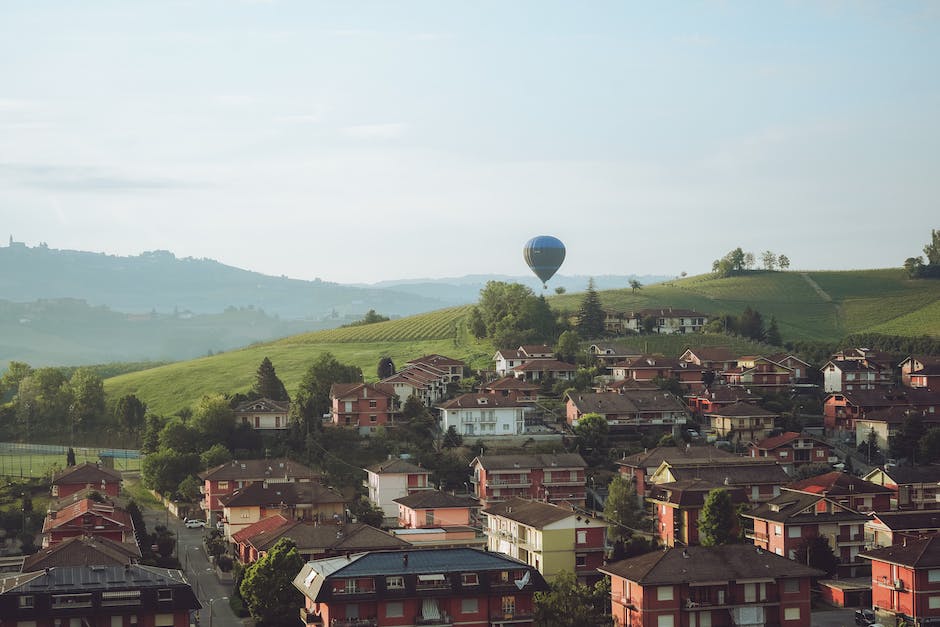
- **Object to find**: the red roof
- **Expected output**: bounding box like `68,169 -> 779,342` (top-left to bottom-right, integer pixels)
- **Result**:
784,471 -> 892,497
232,514 -> 291,544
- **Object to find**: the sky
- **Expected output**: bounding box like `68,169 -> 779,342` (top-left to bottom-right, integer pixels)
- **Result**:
1,1 -> 939,284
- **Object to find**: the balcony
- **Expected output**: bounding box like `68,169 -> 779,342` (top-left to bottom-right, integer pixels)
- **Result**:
329,620 -> 377,627
745,530 -> 768,542
416,616 -> 453,626
491,612 -> 535,624
488,478 -> 531,487
299,607 -> 323,625
543,478 -> 584,487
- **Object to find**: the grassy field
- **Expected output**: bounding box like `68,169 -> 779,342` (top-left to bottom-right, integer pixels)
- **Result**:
103,269 -> 940,416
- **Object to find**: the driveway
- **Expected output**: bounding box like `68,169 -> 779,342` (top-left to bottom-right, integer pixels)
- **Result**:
812,608 -> 859,627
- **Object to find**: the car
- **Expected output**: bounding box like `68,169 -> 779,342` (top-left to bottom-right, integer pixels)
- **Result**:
855,609 -> 875,625
183,518 -> 206,529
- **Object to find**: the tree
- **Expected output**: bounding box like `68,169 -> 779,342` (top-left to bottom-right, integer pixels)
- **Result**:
629,279 -> 642,294
16,367 -> 72,439
924,228 -> 940,265
794,535 -> 839,576
141,449 -> 200,494
905,256 -> 925,278
442,425 -> 463,449
158,417 -> 199,453
177,475 -> 202,502
190,394 -> 236,450
349,498 -> 385,528
554,286 -> 567,295
765,316 -> 782,346
114,394 -> 147,444
743,251 -> 756,270
200,443 -> 233,469
534,570 -> 610,627
778,254 -> 790,270
604,476 -> 646,541
69,367 -> 106,432
473,281 -> 558,346
919,427 -> 940,464
738,306 -> 765,341
889,413 -> 926,464
0,361 -> 32,400
555,330 -> 581,364
698,488 -> 735,546
66,447 -> 76,467
377,356 -> 395,379
251,357 -> 289,401
239,537 -> 305,625
574,413 -> 608,465
761,250 -> 777,271
576,279 -> 605,339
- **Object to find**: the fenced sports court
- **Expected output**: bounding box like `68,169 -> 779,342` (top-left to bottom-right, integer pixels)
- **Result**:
0,442 -> 140,479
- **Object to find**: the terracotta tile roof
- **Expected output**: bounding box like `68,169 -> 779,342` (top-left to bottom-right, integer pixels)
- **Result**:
482,497 -> 580,528
232,513 -> 292,544
568,391 -> 688,415
682,347 -> 737,362
52,462 -> 122,485
751,431 -> 801,450
407,354 -> 465,368
23,535 -> 141,571
860,535 -> 940,568
365,458 -> 427,475
511,359 -> 576,372
393,490 -> 472,510
692,387 -> 760,403
784,471 -> 892,497
616,445 -> 736,470
600,544 -> 823,584
42,500 -> 132,533
471,453 -> 587,471
329,382 -> 396,399
825,359 -> 877,372
703,401 -> 778,418
220,481 -> 346,508
436,393 -> 530,409
233,398 -> 290,413
481,376 -> 540,391
199,458 -> 319,482
649,479 -> 748,507
744,492 -> 867,524
519,345 -> 554,356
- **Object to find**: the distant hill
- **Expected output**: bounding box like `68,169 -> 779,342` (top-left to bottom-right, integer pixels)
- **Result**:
104,268 -> 940,415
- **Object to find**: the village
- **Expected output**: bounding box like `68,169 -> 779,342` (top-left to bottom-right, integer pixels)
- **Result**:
3,313 -> 940,627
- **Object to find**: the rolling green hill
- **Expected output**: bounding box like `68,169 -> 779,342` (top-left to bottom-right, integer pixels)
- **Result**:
103,270 -> 940,415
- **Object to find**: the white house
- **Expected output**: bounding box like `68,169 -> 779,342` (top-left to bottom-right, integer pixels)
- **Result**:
437,394 -> 531,437
493,344 -> 554,376
363,457 -> 433,524
233,398 -> 291,431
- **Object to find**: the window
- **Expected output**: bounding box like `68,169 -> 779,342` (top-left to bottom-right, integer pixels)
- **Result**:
385,601 -> 404,617
929,596 -> 940,610
817,449 -> 826,457
658,615 -> 675,627
101,590 -> 142,606
157,589 -> 173,602
18,595 -> 34,608
386,576 -> 404,589
369,415 -> 377,423
502,595 -> 516,615
744,584 -> 756,603
426,510 -> 435,526
461,573 -> 479,586
576,555 -> 586,567
155,615 -> 174,627
774,525 -> 782,536
788,526 -> 802,539
369,400 -> 377,408
657,586 -> 674,601
51,593 -> 93,609
218,481 -> 229,490
929,569 -> 940,583
784,607 -> 800,621
779,451 -> 789,458
577,530 -> 587,544
462,598 -> 479,614
783,579 -> 800,594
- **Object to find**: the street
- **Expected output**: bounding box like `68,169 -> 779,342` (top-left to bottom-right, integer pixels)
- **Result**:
139,504 -> 245,627
811,607 -> 858,627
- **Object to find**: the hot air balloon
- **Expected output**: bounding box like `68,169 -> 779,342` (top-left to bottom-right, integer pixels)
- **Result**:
523,236 -> 566,287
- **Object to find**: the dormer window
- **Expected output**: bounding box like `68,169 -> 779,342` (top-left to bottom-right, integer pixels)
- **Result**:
477,398 -> 488,405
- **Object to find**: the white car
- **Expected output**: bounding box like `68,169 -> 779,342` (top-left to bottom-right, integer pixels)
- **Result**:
183,518 -> 206,529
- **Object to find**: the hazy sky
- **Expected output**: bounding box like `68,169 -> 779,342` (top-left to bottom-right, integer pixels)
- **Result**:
2,1 -> 938,284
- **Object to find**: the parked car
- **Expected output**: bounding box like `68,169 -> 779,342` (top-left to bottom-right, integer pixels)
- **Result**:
855,609 -> 875,625
184,518 -> 206,529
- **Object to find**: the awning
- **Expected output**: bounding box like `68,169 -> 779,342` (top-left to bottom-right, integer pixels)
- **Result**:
418,574 -> 447,582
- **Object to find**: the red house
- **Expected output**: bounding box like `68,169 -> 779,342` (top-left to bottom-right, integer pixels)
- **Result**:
293,548 -> 549,627
330,382 -> 399,433
51,462 -> 122,499
860,535 -> 940,627
41,499 -> 136,548
600,544 -> 822,627
783,471 -> 892,513
650,479 -> 747,547
748,432 -> 837,474
616,446 -> 737,499
470,454 -> 587,509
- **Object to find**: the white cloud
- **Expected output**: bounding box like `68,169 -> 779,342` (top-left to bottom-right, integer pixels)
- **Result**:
340,123 -> 407,140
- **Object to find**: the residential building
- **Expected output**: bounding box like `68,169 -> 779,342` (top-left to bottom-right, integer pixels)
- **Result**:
482,497 -> 608,583
493,345 -> 554,376
479,376 -> 541,402
649,478 -> 747,547
865,510 -> 940,550
853,407 -> 940,450
0,564 -> 200,627
648,457 -> 790,504
685,387 -> 760,418
678,347 -> 739,372
232,514 -> 410,564
23,535 -> 141,571
744,491 -> 871,577
767,353 -> 814,384
783,471 -> 892,513
565,390 -> 690,431
900,355 -> 940,389
863,466 -> 940,510
823,359 -> 887,394
233,397 -> 291,431
723,356 -> 794,391
329,382 -> 399,434
824,388 -> 940,434
470,454 -> 588,509
380,367 -> 448,408
363,457 -> 433,525
199,457 -> 320,526
388,527 -> 484,551
616,446 -> 737,498
293,548 -> 549,627
51,462 -> 122,499
860,535 -> 940,627
705,402 -> 779,444
406,354 -> 465,383
220,480 -> 348,540
510,358 -> 577,382
600,544 -> 822,627
748,432 -> 838,474
437,394 -> 532,438
41,500 -> 136,548
621,308 -> 709,334
394,490 -> 473,529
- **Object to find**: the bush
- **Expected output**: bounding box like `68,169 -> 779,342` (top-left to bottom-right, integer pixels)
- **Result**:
217,554 -> 234,572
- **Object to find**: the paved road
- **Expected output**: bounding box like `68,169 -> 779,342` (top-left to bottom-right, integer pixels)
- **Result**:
139,505 -> 245,627
812,608 -> 858,627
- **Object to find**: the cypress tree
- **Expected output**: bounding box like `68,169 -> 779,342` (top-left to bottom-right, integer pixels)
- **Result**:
252,357 -> 289,401
576,278 -> 605,339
